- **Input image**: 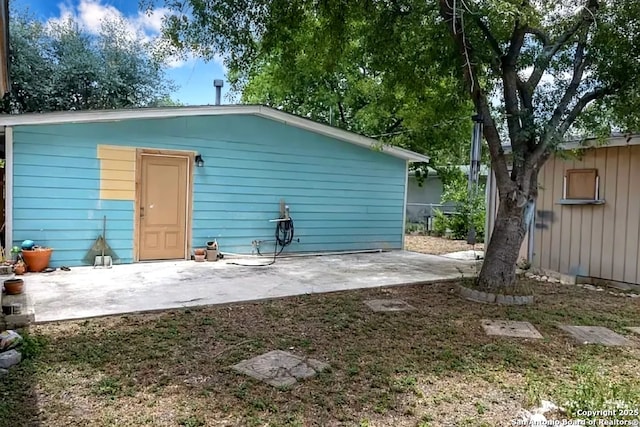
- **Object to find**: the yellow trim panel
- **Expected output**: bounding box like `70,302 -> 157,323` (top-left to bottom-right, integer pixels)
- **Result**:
97,145 -> 136,200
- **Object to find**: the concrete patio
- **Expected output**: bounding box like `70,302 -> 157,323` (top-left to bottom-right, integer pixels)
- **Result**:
19,250 -> 480,322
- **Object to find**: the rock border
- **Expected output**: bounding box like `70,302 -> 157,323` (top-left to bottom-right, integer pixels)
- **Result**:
457,284 -> 534,305
522,271 -> 640,298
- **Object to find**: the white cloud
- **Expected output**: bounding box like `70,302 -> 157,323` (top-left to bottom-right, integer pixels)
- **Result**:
46,0 -> 212,69
44,0 -> 229,74
76,0 -> 126,34
137,8 -> 167,33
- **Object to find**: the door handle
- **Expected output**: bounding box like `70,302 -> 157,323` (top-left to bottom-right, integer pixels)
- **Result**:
140,207 -> 145,218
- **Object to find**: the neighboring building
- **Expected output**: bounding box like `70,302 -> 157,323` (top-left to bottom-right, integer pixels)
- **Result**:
486,134 -> 640,286
0,105 -> 429,267
406,165 -> 488,225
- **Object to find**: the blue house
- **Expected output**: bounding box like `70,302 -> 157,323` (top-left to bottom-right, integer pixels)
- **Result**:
0,105 -> 429,267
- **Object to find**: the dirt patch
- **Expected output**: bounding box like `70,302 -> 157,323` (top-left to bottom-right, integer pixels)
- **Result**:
2,280 -> 640,426
404,234 -> 484,255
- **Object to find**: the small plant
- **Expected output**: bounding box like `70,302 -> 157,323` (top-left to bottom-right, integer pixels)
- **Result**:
432,209 -> 449,237
434,167 -> 486,241
558,364 -> 640,421
475,401 -> 488,414
93,376 -> 122,397
19,332 -> 47,360
179,416 -> 206,427
517,258 -> 532,270
405,222 -> 426,235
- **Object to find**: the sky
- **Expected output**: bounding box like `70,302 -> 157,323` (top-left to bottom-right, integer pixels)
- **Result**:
13,0 -> 233,106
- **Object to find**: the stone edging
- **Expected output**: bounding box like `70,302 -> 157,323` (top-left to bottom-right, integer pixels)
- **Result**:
457,284 -> 534,305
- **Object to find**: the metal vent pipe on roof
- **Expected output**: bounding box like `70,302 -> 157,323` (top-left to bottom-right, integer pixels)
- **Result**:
213,79 -> 224,105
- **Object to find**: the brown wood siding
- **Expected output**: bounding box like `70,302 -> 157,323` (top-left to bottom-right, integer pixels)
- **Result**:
532,145 -> 640,284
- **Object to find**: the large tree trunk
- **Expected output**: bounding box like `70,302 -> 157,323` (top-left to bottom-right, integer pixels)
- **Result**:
477,194 -> 528,292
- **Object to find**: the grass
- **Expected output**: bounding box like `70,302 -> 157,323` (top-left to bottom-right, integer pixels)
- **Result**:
1,279 -> 639,426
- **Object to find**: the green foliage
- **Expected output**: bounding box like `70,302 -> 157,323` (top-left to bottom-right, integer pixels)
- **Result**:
144,0 -> 475,164
405,222 -> 426,235
433,168 -> 485,241
432,209 -> 449,237
18,332 -> 47,360
8,7 -> 174,113
558,363 -> 640,421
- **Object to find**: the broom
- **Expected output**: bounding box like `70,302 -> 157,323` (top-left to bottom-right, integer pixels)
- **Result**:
82,216 -> 119,266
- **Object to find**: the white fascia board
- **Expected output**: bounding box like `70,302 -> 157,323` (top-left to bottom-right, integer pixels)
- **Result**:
0,105 -> 431,163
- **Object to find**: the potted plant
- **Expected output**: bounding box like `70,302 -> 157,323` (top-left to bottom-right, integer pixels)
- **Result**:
9,246 -> 21,263
193,248 -> 206,262
21,246 -> 54,272
13,260 -> 26,275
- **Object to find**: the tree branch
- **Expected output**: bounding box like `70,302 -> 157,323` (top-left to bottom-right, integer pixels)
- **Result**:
524,26 -> 550,46
502,23 -> 527,167
385,117 -> 403,134
527,0 -> 599,90
557,86 -> 609,136
438,0 -> 513,192
516,79 -> 536,150
470,15 -> 502,73
548,38 -> 590,131
505,22 -> 526,66
471,15 -> 503,58
529,86 -> 610,167
337,101 -> 346,126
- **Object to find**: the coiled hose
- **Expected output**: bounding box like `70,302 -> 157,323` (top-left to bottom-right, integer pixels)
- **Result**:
231,217 -> 295,267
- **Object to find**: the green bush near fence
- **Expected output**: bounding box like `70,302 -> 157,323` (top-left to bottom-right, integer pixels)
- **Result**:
432,169 -> 486,242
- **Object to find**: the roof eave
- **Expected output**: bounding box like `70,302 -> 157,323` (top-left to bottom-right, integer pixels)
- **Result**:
501,133 -> 640,154
0,105 -> 430,163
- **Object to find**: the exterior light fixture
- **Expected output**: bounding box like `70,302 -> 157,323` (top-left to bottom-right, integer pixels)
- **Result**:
195,154 -> 204,167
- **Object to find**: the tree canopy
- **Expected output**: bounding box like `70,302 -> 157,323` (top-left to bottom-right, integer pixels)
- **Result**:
7,8 -> 175,113
143,0 -> 478,167
146,0 -> 640,289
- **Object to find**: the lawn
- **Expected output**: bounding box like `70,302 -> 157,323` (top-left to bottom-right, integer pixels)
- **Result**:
1,279 -> 639,427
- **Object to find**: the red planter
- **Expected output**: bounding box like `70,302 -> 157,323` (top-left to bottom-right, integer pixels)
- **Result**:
3,278 -> 24,295
21,248 -> 53,272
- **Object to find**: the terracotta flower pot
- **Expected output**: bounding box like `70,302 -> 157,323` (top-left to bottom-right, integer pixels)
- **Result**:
3,278 -> 24,295
194,254 -> 206,262
21,248 -> 53,272
13,261 -> 26,275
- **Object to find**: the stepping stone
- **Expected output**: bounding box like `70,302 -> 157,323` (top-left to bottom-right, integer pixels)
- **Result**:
232,350 -> 329,387
481,319 -> 543,339
364,299 -> 416,312
558,325 -> 632,346
627,327 -> 640,335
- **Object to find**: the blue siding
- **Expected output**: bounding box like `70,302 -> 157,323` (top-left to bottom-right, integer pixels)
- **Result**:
12,114 -> 407,267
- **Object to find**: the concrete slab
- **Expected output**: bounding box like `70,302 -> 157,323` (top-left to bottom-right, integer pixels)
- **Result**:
559,325 -> 633,346
627,327 -> 640,335
481,319 -> 543,339
364,299 -> 416,312
232,350 -> 329,387
21,251 -> 477,322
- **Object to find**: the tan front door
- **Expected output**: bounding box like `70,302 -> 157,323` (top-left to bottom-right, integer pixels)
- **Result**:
138,154 -> 189,260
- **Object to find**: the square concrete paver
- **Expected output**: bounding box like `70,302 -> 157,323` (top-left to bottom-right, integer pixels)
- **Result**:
627,327 -> 640,335
559,325 -> 632,346
364,299 -> 416,312
232,350 -> 330,387
481,319 -> 543,339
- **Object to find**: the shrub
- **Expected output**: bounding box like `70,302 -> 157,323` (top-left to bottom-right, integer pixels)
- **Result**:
436,167 -> 486,242
432,209 -> 449,237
